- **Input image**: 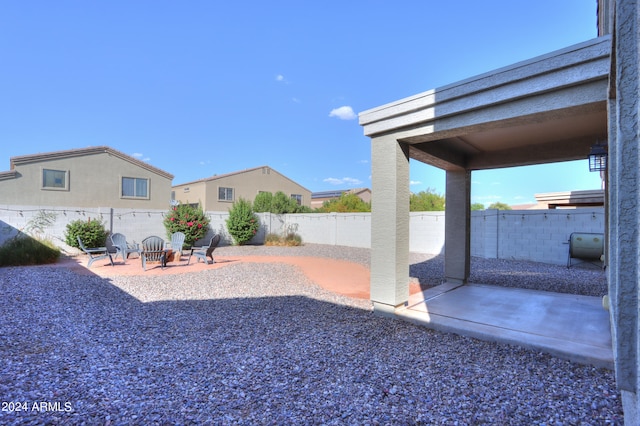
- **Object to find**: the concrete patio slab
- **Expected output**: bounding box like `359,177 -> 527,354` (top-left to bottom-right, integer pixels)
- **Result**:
400,283 -> 613,369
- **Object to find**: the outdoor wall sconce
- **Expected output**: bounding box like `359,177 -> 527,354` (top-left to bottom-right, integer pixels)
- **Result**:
588,140 -> 608,172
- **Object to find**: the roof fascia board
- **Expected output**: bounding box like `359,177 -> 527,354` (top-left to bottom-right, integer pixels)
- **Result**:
10,146 -> 174,180
173,165 -> 311,193
360,36 -> 611,137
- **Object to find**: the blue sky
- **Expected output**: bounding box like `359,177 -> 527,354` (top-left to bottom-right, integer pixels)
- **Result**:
0,1 -> 603,207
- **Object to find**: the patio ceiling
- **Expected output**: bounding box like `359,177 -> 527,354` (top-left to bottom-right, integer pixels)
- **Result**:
359,36 -> 611,171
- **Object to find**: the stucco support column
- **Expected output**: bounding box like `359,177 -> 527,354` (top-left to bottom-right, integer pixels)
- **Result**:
608,1 -> 640,423
370,136 -> 410,316
444,170 -> 471,284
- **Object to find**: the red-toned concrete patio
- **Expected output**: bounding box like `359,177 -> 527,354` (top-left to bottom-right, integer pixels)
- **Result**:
59,252 -> 385,300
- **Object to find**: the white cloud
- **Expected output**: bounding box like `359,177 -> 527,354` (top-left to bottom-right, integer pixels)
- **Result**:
410,180 -> 422,185
358,159 -> 369,164
329,106 -> 356,120
323,177 -> 363,186
276,74 -> 293,85
131,152 -> 150,162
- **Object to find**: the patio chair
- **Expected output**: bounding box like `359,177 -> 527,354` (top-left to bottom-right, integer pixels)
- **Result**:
170,232 -> 186,256
187,234 -> 221,265
140,236 -> 167,271
77,236 -> 114,268
109,233 -> 140,263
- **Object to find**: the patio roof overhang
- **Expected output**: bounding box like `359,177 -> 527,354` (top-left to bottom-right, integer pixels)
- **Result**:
359,36 -> 611,172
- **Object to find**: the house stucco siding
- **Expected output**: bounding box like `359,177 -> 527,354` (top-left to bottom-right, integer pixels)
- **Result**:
0,148 -> 173,209
173,166 -> 311,211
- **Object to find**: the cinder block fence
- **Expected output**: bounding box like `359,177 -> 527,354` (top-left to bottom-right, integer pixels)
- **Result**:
0,205 -> 604,266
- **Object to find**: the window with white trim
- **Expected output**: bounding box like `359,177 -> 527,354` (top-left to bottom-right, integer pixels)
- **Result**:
42,169 -> 68,190
219,187 -> 234,201
121,177 -> 149,198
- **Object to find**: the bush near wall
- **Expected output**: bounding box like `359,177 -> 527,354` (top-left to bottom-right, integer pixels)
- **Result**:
64,218 -> 109,248
226,198 -> 260,245
163,203 -> 210,248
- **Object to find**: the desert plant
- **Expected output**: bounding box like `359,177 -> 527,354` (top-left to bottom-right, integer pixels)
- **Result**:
21,210 -> 57,238
264,223 -> 302,246
264,233 -> 281,245
226,198 -> 260,245
65,218 -> 109,248
283,232 -> 302,246
163,203 -> 210,247
0,235 -> 60,266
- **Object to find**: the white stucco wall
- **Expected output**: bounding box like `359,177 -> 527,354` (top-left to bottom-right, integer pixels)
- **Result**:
0,205 -> 604,266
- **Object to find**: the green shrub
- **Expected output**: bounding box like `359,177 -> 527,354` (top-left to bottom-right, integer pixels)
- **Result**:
253,192 -> 274,213
163,203 -> 210,247
317,193 -> 371,212
226,198 -> 260,245
0,236 -> 60,266
410,189 -> 445,211
65,218 -> 109,248
255,190 -> 308,214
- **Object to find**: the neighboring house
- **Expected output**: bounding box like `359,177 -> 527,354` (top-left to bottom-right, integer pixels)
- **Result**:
510,189 -> 605,210
172,166 -> 311,211
311,188 -> 372,209
529,189 -> 605,209
0,146 -> 174,209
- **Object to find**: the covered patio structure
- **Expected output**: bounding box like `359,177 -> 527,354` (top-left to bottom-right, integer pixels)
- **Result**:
360,1 -> 640,423
359,34 -> 610,314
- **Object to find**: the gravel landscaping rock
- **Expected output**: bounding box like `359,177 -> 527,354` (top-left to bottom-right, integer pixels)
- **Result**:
0,245 -> 622,425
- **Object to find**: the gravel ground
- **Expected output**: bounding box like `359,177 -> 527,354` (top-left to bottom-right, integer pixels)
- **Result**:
0,245 -> 621,425
216,244 -> 609,297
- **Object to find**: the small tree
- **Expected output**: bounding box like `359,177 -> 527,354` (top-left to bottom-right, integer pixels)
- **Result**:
65,218 -> 109,248
410,189 -> 446,211
271,191 -> 300,214
487,202 -> 512,210
317,193 -> 371,212
471,203 -> 485,211
255,190 -> 306,214
163,203 -> 210,247
226,198 -> 260,245
253,192 -> 274,213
